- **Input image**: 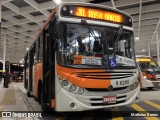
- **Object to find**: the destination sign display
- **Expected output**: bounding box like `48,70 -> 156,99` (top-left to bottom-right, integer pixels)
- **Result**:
136,58 -> 151,62
61,5 -> 132,27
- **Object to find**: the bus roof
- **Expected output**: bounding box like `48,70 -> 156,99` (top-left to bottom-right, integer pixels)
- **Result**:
136,55 -> 151,58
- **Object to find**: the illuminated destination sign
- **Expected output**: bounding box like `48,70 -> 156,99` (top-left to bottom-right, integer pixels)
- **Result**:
61,5 -> 132,27
136,58 -> 151,62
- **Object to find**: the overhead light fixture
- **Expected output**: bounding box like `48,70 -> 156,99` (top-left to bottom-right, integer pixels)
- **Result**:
142,49 -> 146,52
20,61 -> 22,63
26,48 -> 29,51
54,0 -> 61,4
135,37 -> 139,40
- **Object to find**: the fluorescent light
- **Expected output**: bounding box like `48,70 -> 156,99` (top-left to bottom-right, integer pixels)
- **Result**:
54,0 -> 61,4
135,37 -> 139,40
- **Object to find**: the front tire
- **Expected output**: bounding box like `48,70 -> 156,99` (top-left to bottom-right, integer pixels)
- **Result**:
40,87 -> 50,113
147,87 -> 154,90
27,91 -> 32,97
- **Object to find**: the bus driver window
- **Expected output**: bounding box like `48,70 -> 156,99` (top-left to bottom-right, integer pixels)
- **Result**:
77,36 -> 86,55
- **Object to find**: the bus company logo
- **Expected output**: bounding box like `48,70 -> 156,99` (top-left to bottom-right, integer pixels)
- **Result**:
2,112 -> 11,117
107,85 -> 113,91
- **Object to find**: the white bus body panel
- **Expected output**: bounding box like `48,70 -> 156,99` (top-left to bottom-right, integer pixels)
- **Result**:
55,78 -> 140,111
55,60 -> 140,111
139,70 -> 154,88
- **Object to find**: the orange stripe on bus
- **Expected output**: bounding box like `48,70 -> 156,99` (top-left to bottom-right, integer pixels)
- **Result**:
34,62 -> 43,98
57,64 -> 111,88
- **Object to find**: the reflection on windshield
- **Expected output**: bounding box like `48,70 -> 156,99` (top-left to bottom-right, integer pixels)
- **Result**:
58,23 -> 136,68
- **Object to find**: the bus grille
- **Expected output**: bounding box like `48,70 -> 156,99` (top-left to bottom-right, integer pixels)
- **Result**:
86,86 -> 128,92
91,100 -> 126,106
76,72 -> 135,79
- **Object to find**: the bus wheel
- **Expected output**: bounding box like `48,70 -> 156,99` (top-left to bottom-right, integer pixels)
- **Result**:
40,88 -> 49,113
147,87 -> 154,90
27,91 -> 32,97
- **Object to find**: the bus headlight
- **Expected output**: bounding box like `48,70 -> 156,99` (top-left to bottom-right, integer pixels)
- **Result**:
143,76 -> 147,79
62,80 -> 69,86
134,81 -> 138,88
58,75 -> 84,95
78,88 -> 84,95
70,85 -> 76,91
130,85 -> 134,91
129,81 -> 139,91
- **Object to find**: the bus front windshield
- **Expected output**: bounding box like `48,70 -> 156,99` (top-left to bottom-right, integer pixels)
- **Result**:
138,60 -> 160,73
57,23 -> 136,68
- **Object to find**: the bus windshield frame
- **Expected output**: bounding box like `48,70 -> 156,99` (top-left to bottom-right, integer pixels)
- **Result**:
57,22 -> 136,69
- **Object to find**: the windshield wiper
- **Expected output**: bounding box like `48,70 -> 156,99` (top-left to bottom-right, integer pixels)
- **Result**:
114,25 -> 123,45
81,19 -> 106,68
81,19 -> 99,42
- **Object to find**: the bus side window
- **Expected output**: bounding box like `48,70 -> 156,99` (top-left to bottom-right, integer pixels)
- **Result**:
33,44 -> 37,64
39,35 -> 43,62
35,40 -> 39,63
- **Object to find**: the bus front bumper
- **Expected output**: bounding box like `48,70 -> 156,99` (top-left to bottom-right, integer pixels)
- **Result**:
55,85 -> 140,112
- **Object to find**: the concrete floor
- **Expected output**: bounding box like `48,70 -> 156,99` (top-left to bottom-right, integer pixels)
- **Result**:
0,81 -> 160,120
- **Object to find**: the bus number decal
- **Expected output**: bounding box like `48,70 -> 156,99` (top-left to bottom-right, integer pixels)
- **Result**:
116,80 -> 129,86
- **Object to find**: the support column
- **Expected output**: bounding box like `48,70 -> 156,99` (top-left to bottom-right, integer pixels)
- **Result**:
156,30 -> 160,65
111,0 -> 116,8
3,34 -> 6,72
0,4 -> 1,22
148,45 -> 150,57
137,0 -> 142,50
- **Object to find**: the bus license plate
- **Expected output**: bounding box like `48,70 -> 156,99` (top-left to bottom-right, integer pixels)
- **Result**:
103,96 -> 117,103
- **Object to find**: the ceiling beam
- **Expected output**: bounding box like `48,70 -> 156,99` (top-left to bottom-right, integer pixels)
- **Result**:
123,3 -> 160,15
133,11 -> 160,22
134,24 -> 156,31
133,18 -> 159,27
23,0 -> 50,17
0,0 -> 13,3
99,0 -> 156,8
148,19 -> 160,47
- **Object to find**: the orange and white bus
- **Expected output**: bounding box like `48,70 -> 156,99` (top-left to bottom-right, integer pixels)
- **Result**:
136,55 -> 160,89
24,2 -> 140,112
